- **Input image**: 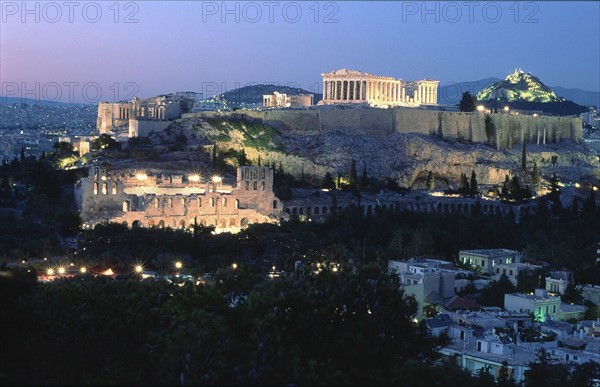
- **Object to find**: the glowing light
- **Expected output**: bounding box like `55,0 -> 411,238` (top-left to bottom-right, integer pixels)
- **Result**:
47,268 -> 54,275
504,106 -> 510,112
135,173 -> 148,181
175,261 -> 183,269
594,186 -> 598,191
211,175 -> 222,183
135,265 -> 143,273
231,263 -> 238,270
57,267 -> 66,275
575,183 -> 581,188
476,105 -> 484,112
188,174 -> 200,182
80,267 -> 87,274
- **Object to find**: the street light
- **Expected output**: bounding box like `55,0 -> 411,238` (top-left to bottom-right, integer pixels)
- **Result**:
175,261 -> 183,270
476,105 -> 484,112
503,106 -> 510,113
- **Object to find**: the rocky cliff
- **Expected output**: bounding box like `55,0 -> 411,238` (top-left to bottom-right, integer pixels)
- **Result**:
167,111 -> 599,190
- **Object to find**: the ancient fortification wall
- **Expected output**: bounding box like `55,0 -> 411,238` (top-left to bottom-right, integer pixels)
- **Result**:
200,108 -> 582,149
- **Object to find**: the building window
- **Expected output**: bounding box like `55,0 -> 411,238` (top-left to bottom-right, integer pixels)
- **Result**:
102,182 -> 108,195
222,197 -> 227,206
155,198 -> 160,208
168,198 -> 173,207
210,198 -> 214,207
235,199 -> 239,209
197,198 -> 202,207
93,182 -> 98,195
272,200 -> 277,209
112,184 -> 117,195
253,182 -> 257,190
261,181 -> 265,190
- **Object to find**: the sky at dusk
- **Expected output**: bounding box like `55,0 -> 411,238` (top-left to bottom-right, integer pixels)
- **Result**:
1,1 -> 599,103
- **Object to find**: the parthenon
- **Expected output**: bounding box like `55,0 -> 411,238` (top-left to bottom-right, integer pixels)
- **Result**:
319,69 -> 439,107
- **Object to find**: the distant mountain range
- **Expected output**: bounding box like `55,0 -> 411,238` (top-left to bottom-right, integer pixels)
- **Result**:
0,96 -> 85,106
1,79 -> 597,109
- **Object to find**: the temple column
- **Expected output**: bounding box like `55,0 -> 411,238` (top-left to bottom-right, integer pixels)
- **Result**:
401,86 -> 405,102
352,80 -> 357,101
323,80 -> 327,101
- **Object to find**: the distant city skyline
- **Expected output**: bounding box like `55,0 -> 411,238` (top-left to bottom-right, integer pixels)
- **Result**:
1,1 -> 599,103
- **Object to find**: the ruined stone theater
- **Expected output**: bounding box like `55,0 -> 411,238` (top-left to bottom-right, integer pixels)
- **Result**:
319,68 -> 439,107
75,166 -> 283,233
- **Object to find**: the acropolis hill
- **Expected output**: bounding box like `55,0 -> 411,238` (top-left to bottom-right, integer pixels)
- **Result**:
207,106 -> 581,147
172,107 -> 598,189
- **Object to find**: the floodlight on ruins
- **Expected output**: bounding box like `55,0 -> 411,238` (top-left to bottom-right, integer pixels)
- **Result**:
188,174 -> 201,182
135,173 -> 148,181
476,105 -> 484,112
46,268 -> 54,276
57,266 -> 66,275
212,175 -> 222,184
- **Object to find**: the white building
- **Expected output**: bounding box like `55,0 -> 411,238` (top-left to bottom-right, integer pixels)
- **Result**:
459,249 -> 522,275
504,289 -> 561,322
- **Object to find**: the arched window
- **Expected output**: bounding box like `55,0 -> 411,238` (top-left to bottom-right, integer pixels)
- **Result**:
261,181 -> 265,190
235,199 -> 239,209
222,197 -> 227,206
155,198 -> 160,208
253,182 -> 258,190
272,200 -> 277,209
123,201 -> 130,212
158,220 -> 165,228
180,220 -> 185,229
210,198 -> 215,207
314,207 -> 319,214
168,198 -> 173,207
197,197 -> 202,207
112,183 -> 117,195
229,218 -> 236,227
93,182 -> 98,195
132,220 -> 141,228
102,182 -> 108,195
245,181 -> 250,190
241,218 -> 249,227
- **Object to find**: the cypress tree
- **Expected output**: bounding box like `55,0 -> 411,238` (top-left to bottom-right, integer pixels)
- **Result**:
426,171 -> 435,191
521,139 -> 527,171
470,170 -> 478,196
349,159 -> 358,191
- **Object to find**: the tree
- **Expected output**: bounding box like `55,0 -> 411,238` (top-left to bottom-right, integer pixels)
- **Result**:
497,361 -> 517,387
523,348 -> 569,386
459,92 -> 477,112
521,139 -> 527,171
91,134 -> 121,151
426,171 -> 435,191
459,173 -> 469,194
548,173 -> 562,211
469,170 -> 478,196
532,161 -> 540,193
360,163 -> 369,190
322,172 -> 336,190
349,159 -> 358,191
562,281 -> 583,304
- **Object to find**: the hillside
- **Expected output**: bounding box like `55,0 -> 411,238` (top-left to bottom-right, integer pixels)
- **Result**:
476,70 -> 588,115
162,111 -> 600,191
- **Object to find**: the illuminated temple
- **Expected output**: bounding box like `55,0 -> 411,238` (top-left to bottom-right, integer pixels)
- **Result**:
319,68 -> 439,107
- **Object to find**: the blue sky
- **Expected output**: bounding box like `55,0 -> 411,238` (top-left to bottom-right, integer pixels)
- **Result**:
1,1 -> 598,102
